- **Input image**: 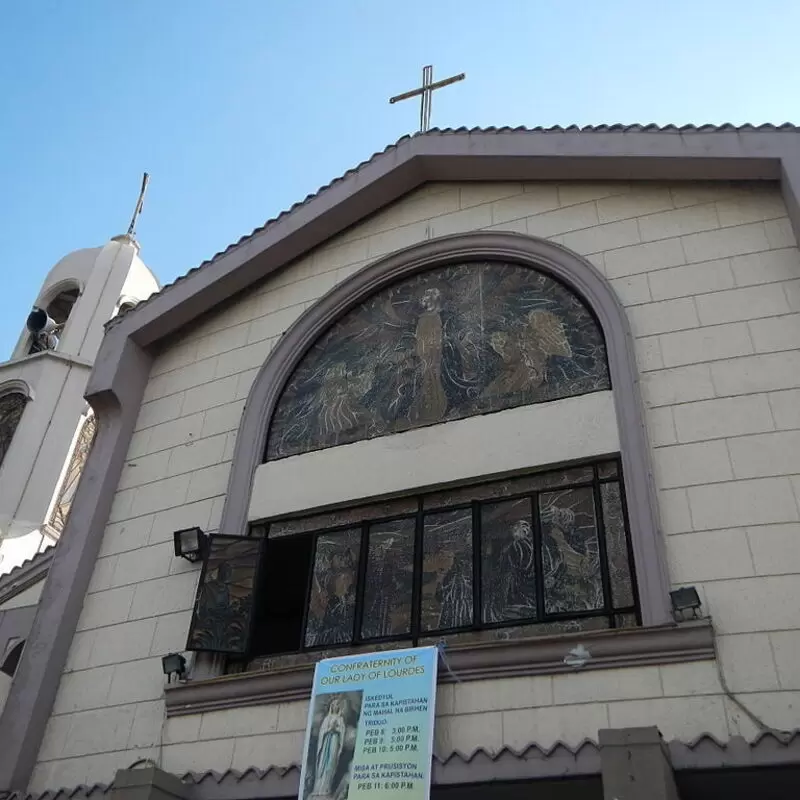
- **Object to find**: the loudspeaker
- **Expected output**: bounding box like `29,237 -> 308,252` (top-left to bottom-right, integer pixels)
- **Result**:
26,307 -> 58,334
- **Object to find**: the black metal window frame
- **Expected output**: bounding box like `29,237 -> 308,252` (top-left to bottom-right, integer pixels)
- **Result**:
251,458 -> 639,656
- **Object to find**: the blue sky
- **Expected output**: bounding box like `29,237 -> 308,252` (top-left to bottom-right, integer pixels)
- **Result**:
1,1 -> 799,356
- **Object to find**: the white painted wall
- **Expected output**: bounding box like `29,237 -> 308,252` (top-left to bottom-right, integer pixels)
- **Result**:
31,180 -> 800,792
250,391 -> 618,520
0,357 -> 91,572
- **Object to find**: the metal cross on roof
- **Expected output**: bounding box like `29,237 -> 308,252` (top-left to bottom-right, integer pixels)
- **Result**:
389,65 -> 466,133
126,172 -> 150,238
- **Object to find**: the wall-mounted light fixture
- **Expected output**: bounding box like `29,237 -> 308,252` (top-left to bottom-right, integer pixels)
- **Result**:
173,527 -> 206,563
161,653 -> 187,683
669,586 -> 702,620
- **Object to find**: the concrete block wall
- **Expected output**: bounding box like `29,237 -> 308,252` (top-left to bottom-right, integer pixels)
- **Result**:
30,180 -> 800,791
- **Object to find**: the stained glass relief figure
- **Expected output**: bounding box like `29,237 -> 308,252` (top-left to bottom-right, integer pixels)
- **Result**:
0,393 -> 27,469
601,482 -> 635,608
421,509 -> 473,632
361,518 -> 415,640
408,287 -> 448,426
50,414 -> 96,534
188,536 -> 263,654
305,529 -> 361,647
481,498 -> 537,623
267,262 -> 609,460
540,488 -> 603,614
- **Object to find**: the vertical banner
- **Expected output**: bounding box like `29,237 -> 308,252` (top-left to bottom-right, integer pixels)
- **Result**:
299,646 -> 439,800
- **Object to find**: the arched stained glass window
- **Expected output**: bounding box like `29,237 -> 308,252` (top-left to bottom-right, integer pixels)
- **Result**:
49,415 -> 97,534
267,261 -> 610,460
0,393 -> 28,469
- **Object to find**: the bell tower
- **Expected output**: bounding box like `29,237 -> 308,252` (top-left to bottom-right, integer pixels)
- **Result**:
0,229 -> 160,575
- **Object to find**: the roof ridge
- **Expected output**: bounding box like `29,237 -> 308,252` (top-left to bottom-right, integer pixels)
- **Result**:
108,122 -> 799,331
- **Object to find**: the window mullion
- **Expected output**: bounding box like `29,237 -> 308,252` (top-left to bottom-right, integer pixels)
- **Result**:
592,465 -> 615,625
616,458 -> 643,625
353,521 -> 370,644
531,493 -> 545,621
410,499 -> 424,645
471,500 -> 481,629
299,533 -> 318,651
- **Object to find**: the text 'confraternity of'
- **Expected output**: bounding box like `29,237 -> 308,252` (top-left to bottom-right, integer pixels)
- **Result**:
320,654 -> 426,686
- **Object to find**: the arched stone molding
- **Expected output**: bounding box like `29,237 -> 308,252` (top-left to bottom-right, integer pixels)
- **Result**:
36,277 -> 84,308
114,295 -> 139,317
221,231 -> 672,627
0,379 -> 34,402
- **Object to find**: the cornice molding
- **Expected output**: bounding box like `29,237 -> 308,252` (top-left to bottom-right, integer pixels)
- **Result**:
166,621 -> 714,716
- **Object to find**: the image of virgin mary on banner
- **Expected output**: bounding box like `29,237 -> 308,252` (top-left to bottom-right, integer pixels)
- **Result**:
304,692 -> 362,800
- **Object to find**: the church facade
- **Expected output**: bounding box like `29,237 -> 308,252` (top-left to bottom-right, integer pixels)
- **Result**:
2,127 -> 800,799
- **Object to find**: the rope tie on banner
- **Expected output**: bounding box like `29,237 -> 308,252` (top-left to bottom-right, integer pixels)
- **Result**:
436,639 -> 462,683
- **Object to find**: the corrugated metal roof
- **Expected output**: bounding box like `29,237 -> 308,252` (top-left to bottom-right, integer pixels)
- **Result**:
9,730 -> 800,800
0,546 -> 54,605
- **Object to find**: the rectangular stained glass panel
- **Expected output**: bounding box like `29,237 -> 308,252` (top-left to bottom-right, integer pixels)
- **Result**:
361,517 -> 416,640
601,482 -> 635,608
539,488 -> 604,614
187,535 -> 263,654
423,465 -> 593,510
269,497 -> 417,538
481,498 -> 537,623
304,528 -> 361,647
421,509 -> 473,632
597,461 -> 619,479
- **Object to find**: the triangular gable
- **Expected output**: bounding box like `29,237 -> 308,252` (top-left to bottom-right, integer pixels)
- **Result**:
103,126 -> 795,354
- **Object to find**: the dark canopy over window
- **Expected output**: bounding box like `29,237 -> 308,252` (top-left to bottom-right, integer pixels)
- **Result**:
266,261 -> 609,460
0,393 -> 27,469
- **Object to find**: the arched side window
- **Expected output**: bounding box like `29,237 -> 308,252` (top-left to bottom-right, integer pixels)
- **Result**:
49,414 -> 97,535
46,287 -> 80,326
0,393 -> 28,470
28,284 -> 80,355
266,261 -> 610,460
114,297 -> 138,319
186,233 -> 671,666
0,640 -> 24,678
